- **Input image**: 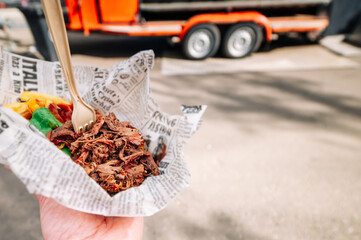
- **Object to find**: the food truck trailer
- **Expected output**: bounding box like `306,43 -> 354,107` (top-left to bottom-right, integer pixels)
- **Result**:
2,0 -> 330,60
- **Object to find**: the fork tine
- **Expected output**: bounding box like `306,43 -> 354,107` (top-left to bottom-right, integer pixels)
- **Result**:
87,122 -> 93,131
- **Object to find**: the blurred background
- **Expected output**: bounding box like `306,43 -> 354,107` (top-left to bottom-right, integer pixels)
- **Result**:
1,0 -> 361,239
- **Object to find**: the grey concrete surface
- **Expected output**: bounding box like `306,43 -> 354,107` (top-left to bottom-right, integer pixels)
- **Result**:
321,35 -> 361,57
0,12 -> 361,239
161,45 -> 359,75
144,64 -> 361,240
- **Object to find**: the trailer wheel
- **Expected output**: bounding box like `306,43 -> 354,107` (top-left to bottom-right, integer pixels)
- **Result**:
182,24 -> 221,60
222,23 -> 262,58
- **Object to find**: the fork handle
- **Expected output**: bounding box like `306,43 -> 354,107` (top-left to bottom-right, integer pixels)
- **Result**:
41,0 -> 80,102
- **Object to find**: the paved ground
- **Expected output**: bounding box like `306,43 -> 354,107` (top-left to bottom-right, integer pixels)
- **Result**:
1,8 -> 361,240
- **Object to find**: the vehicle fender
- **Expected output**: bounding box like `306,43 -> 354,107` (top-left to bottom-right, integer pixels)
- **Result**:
180,11 -> 273,42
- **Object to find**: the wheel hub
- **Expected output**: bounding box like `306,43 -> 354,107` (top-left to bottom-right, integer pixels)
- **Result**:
188,30 -> 212,58
227,27 -> 254,57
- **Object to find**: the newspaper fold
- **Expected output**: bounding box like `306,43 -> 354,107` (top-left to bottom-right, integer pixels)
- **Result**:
0,49 -> 206,216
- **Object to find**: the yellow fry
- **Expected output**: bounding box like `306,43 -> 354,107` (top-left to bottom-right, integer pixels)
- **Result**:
21,91 -> 70,105
4,102 -> 32,119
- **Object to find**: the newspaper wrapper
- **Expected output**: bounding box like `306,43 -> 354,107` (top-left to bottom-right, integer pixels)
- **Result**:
0,49 -> 206,216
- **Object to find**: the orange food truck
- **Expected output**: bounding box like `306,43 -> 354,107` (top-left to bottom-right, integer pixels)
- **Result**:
10,0 -> 330,60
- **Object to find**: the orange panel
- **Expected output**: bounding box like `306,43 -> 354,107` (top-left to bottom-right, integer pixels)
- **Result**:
100,21 -> 184,36
65,0 -> 82,30
98,0 -> 138,23
270,16 -> 329,33
79,0 -> 102,35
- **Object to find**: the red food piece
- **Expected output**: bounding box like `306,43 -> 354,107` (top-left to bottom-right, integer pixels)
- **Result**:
48,103 -> 73,124
57,103 -> 73,122
48,103 -> 65,123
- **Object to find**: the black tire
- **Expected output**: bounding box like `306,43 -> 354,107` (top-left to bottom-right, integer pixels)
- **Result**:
222,22 -> 263,58
182,23 -> 221,60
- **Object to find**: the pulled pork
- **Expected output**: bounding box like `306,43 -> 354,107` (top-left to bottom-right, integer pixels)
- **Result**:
47,112 -> 160,195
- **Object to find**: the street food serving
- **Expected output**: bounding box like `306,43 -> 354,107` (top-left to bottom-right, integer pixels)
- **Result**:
5,92 -> 163,195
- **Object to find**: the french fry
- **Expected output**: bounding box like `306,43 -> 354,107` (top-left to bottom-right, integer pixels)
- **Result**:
21,91 -> 70,106
4,102 -> 22,110
4,102 -> 32,119
4,91 -> 71,120
45,99 -> 53,108
26,99 -> 42,113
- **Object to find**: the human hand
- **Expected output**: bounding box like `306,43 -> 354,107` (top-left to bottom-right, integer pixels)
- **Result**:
36,195 -> 143,240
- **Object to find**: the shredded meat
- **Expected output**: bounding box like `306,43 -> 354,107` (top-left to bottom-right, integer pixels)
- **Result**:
48,111 -> 162,195
47,121 -> 77,141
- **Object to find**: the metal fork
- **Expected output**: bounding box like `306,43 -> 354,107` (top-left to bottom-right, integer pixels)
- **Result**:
41,0 -> 96,133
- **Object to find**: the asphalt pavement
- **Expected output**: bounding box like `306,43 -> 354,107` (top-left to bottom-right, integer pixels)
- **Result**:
1,9 -> 361,240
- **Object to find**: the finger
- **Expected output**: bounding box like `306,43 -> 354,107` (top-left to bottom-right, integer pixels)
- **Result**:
4,165 -> 11,171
